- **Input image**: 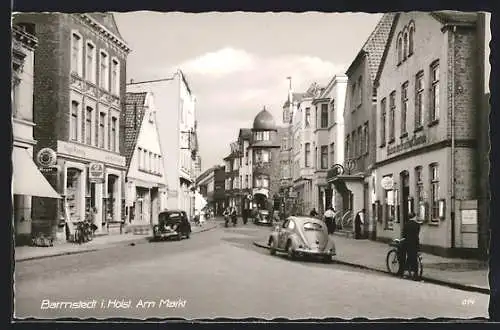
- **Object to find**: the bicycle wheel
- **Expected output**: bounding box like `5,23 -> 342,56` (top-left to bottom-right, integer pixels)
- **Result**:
415,255 -> 423,280
386,249 -> 401,275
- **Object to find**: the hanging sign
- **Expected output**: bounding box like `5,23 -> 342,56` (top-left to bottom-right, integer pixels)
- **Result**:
89,162 -> 105,183
381,176 -> 394,190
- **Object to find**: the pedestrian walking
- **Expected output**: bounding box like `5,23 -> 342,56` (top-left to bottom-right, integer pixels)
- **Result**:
354,209 -> 365,239
324,207 -> 336,234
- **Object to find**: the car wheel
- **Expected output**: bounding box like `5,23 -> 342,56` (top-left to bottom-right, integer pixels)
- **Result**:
322,255 -> 332,263
269,237 -> 276,256
286,242 -> 295,260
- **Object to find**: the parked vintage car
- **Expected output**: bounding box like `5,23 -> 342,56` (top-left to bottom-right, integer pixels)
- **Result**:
254,209 -> 273,226
267,216 -> 336,262
153,210 -> 191,241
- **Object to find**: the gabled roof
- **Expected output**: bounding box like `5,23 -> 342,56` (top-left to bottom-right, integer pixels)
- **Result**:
317,74 -> 348,100
124,92 -> 147,168
346,13 -> 397,82
88,13 -> 124,40
430,11 -> 479,25
373,11 -> 478,87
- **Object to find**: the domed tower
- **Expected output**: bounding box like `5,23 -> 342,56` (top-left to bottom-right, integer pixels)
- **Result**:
248,107 -> 282,212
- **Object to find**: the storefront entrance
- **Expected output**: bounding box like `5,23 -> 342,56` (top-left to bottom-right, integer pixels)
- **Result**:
400,171 -> 410,236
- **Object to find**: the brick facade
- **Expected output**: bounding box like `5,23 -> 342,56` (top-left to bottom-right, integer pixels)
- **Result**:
373,12 -> 488,258
13,13 -> 130,240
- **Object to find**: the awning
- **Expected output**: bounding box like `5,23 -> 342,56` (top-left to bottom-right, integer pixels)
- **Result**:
12,148 -> 61,199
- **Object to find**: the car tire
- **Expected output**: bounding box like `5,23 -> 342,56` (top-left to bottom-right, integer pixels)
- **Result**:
269,238 -> 276,256
322,255 -> 332,263
286,242 -> 295,260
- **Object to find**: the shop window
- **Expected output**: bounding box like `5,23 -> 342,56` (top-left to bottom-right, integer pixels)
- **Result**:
105,175 -> 117,223
415,166 -> 423,216
66,168 -> 82,222
430,163 -> 439,222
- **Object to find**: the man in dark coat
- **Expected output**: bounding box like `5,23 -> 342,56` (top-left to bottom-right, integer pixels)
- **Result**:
309,208 -> 318,217
354,209 -> 365,239
401,213 -> 422,278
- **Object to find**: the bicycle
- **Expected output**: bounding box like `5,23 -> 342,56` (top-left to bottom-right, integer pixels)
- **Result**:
386,238 -> 423,280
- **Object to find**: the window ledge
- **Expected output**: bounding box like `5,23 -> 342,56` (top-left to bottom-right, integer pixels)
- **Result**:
400,132 -> 408,139
428,119 -> 439,127
408,52 -> 413,58
414,126 -> 424,133
388,138 -> 395,145
396,62 -> 402,67
379,143 -> 386,148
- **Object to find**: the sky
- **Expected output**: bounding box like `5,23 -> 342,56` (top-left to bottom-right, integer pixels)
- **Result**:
114,12 -> 383,172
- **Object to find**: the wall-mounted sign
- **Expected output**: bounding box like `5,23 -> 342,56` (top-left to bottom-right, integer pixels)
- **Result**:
37,148 -> 57,167
387,134 -> 427,156
89,162 -> 105,183
461,209 -> 477,225
57,140 -> 125,167
381,176 -> 394,190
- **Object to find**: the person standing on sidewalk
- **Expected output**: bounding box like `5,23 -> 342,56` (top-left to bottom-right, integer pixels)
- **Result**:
324,207 -> 336,234
401,213 -> 422,279
354,209 -> 365,239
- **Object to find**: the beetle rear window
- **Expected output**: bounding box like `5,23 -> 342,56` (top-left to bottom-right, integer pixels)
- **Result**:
303,222 -> 323,231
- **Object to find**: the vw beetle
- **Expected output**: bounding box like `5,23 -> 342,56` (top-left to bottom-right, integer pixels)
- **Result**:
268,216 -> 336,262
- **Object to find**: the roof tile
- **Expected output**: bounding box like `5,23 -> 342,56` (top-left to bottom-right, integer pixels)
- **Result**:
124,92 -> 147,169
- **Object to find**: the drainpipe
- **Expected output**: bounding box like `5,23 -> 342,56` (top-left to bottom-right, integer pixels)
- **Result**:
450,25 -> 456,249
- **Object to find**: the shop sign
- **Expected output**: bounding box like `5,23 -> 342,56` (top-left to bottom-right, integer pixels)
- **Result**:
89,162 -> 105,183
387,134 -> 427,156
57,140 -> 125,167
381,176 -> 394,190
253,188 -> 269,197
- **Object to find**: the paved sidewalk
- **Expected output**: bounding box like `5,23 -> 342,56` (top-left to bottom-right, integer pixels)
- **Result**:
254,234 -> 489,295
15,221 -> 218,262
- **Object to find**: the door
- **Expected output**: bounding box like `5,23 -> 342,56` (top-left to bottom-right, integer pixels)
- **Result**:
401,171 -> 410,236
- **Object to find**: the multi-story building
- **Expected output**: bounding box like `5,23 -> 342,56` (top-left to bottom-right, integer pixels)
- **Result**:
312,74 -> 348,215
223,141 -> 241,213
247,108 -> 282,211
12,23 -> 62,245
123,92 -> 166,231
126,69 -> 199,219
373,12 -> 489,258
291,83 -> 323,215
196,165 -> 226,215
327,13 -> 395,239
13,13 -> 130,240
237,128 -> 253,215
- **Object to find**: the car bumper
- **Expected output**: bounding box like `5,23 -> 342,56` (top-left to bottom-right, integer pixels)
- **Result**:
154,231 -> 179,239
294,248 -> 336,257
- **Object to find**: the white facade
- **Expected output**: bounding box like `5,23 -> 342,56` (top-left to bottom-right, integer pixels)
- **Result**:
125,92 -> 167,226
126,70 -> 198,218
